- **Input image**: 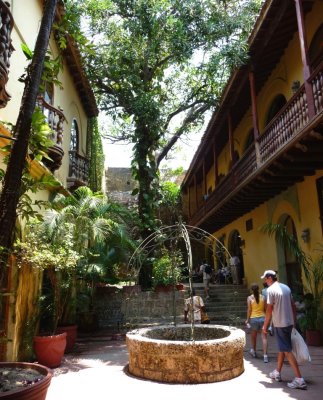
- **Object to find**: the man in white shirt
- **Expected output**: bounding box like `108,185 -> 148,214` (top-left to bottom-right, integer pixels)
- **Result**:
261,269 -> 307,390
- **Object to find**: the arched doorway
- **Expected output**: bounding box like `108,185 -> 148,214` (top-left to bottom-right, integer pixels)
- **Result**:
228,230 -> 244,284
278,215 -> 303,295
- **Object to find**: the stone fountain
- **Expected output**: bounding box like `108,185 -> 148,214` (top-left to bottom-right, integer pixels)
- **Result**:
126,223 -> 245,383
126,324 -> 245,383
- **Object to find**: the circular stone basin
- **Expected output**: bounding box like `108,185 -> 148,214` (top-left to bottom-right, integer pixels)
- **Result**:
126,324 -> 245,384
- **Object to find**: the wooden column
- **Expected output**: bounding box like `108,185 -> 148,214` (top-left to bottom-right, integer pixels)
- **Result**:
294,0 -> 315,118
203,160 -> 207,196
213,141 -> 218,186
228,113 -> 234,165
248,69 -> 261,166
194,175 -> 197,212
188,182 -> 191,218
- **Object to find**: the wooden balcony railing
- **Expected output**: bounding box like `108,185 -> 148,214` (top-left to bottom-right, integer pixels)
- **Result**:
68,150 -> 89,187
0,0 -> 14,108
311,62 -> 323,114
258,87 -> 308,164
189,61 -> 323,223
36,96 -> 66,171
36,96 -> 65,146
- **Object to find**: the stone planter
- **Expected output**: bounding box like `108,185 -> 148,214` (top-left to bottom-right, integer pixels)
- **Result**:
0,362 -> 51,400
126,324 -> 245,383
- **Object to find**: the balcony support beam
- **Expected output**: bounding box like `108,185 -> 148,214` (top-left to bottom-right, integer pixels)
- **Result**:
294,0 -> 315,118
248,69 -> 261,167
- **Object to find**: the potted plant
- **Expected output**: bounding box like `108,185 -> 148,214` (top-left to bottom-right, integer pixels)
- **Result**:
152,249 -> 183,292
13,221 -> 80,367
0,362 -> 51,400
298,256 -> 323,346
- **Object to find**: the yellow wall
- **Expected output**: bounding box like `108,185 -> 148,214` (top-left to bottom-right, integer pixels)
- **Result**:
204,2 -> 323,188
1,0 -> 89,188
211,170 -> 323,288
184,2 -> 323,280
0,0 -> 92,361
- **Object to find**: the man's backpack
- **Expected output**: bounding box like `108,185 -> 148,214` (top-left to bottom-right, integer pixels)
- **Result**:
204,264 -> 212,274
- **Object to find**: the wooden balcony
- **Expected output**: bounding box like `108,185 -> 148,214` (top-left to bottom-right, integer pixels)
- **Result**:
36,96 -> 66,171
67,150 -> 89,190
0,0 -> 14,109
188,62 -> 323,232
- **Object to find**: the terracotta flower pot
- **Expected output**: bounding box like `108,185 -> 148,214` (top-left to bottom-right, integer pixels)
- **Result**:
0,362 -> 51,400
33,332 -> 67,368
56,325 -> 78,353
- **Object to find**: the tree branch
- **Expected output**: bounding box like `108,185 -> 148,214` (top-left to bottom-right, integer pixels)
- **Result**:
157,103 -> 210,167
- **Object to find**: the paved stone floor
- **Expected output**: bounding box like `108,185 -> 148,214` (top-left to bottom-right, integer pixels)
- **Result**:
46,329 -> 323,400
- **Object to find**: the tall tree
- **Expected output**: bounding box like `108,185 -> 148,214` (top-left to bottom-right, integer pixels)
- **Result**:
0,0 -> 58,253
77,0 -> 262,237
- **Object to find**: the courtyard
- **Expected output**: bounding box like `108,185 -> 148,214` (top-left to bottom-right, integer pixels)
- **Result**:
46,329 -> 323,400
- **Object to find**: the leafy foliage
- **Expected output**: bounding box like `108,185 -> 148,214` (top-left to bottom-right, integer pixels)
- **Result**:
152,249 -> 183,287
72,0 -> 263,238
87,117 -> 105,192
13,219 -> 80,333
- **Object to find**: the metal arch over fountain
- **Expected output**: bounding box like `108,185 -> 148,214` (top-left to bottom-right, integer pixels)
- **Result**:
127,222 -> 232,285
125,223 -> 245,384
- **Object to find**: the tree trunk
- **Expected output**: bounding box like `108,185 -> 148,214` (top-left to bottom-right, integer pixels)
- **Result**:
0,0 -> 58,254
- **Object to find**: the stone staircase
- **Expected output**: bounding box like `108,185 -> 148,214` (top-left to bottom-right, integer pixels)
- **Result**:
187,283 -> 249,327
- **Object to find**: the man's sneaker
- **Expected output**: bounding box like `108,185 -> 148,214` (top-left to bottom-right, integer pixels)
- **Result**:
287,378 -> 307,390
263,355 -> 269,363
269,369 -> 282,382
249,348 -> 256,358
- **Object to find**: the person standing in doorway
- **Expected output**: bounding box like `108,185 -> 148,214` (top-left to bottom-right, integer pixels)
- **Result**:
261,270 -> 307,390
246,283 -> 268,362
229,255 -> 240,284
199,259 -> 211,299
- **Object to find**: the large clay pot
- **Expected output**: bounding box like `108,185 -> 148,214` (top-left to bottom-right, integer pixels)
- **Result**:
56,325 -> 78,353
0,362 -> 51,400
33,332 -> 67,368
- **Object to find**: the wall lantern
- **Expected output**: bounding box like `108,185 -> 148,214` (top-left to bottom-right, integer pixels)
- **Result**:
291,80 -> 300,93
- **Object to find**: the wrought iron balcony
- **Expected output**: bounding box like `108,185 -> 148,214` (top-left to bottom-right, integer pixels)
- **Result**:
188,61 -> 323,231
67,150 -> 89,190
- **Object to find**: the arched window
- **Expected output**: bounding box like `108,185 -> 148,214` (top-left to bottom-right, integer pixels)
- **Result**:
70,119 -> 79,152
43,82 -> 54,105
265,94 -> 287,126
39,82 -> 54,123
309,24 -> 323,68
